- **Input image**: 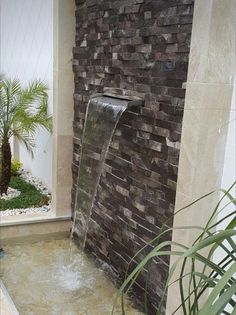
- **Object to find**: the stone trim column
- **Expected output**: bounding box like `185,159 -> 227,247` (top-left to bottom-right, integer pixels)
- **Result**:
166,0 -> 236,313
52,0 -> 75,217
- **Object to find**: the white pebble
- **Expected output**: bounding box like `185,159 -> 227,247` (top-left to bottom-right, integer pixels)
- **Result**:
0,168 -> 51,217
1,187 -> 21,200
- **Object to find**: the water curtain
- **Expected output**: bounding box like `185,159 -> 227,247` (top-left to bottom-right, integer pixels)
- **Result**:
72,92 -> 143,247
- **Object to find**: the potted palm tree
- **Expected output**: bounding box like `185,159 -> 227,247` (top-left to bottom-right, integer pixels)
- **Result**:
0,78 -> 52,195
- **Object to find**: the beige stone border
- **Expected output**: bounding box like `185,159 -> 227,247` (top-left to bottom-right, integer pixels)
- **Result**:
51,0 -> 75,217
0,212 -> 71,239
166,0 -> 236,313
0,1 -> 75,236
12,1 -> 75,217
0,281 -> 19,315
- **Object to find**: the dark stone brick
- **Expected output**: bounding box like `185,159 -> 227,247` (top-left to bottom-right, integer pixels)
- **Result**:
72,0 -> 194,313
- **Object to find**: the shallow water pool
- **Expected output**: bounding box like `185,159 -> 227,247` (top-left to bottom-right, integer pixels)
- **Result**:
0,235 -> 141,315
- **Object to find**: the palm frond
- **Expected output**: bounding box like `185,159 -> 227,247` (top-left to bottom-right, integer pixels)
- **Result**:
0,77 -> 52,156
13,129 -> 35,157
17,80 -> 48,111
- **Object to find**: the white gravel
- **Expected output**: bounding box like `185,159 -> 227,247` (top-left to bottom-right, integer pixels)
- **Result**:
0,168 -> 51,217
20,168 -> 51,199
0,187 -> 21,200
0,205 -> 50,217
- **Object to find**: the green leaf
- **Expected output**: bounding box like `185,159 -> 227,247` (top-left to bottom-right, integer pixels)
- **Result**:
198,263 -> 236,315
115,183 -> 236,315
0,77 -> 52,158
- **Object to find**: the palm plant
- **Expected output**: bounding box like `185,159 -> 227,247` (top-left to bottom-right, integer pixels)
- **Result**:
113,182 -> 236,315
0,78 -> 52,195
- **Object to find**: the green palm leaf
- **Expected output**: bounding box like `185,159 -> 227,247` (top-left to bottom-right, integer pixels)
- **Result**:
0,77 -> 52,193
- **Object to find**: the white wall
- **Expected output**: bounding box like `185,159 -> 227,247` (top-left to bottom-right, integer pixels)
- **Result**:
214,79 -> 236,256
0,0 -> 53,189
212,80 -> 236,314
221,80 -> 236,203
217,78 -> 236,238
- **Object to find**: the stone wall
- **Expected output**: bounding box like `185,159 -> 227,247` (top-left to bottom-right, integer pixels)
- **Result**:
72,0 -> 194,313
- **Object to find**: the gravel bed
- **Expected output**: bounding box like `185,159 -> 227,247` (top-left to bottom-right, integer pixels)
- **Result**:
0,187 -> 21,200
0,205 -> 50,217
20,168 -> 51,199
0,169 -> 51,217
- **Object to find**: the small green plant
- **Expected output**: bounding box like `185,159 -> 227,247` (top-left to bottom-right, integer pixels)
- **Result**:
0,176 -> 49,210
113,182 -> 236,315
0,157 -> 21,176
11,159 -> 22,176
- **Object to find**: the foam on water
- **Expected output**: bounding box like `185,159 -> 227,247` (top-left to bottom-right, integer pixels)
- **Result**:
0,237 -> 142,315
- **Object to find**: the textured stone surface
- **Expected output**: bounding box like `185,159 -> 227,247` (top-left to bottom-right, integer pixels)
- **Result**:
72,0 -> 194,313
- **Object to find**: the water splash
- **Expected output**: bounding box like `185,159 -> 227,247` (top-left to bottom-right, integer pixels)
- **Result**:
72,93 -> 143,247
1,237 -> 143,314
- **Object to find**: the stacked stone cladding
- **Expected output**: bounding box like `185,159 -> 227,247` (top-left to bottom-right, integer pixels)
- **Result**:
72,0 -> 194,313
